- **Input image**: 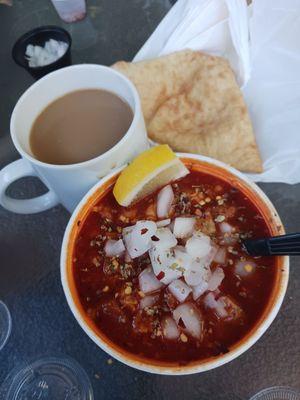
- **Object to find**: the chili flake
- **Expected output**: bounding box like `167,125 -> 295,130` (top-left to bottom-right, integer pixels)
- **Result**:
180,333 -> 188,342
124,286 -> 132,295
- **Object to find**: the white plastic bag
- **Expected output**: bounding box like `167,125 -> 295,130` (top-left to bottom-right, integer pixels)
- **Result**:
134,0 -> 250,87
244,0 -> 300,183
134,0 -> 300,183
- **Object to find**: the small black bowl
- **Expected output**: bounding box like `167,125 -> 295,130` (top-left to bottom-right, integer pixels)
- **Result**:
12,25 -> 72,80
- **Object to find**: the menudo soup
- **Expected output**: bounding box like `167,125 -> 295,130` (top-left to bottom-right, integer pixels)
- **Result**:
72,169 -> 275,364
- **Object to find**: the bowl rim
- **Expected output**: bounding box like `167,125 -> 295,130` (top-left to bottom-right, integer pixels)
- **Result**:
60,153 -> 289,375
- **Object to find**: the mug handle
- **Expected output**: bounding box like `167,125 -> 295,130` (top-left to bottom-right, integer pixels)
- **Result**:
0,159 -> 59,214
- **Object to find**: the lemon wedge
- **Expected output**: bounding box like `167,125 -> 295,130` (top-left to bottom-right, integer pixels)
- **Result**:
113,145 -> 189,207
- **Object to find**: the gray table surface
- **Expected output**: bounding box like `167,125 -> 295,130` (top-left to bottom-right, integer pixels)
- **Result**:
0,1 -> 299,399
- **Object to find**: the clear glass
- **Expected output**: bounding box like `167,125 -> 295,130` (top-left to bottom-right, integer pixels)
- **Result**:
1,356 -> 94,400
0,301 -> 12,351
250,386 -> 300,400
50,0 -> 86,23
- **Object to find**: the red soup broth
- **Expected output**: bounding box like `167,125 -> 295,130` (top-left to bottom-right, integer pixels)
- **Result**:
71,165 -> 278,365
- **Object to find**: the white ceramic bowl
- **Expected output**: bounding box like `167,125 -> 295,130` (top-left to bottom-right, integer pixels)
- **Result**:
61,153 -> 289,375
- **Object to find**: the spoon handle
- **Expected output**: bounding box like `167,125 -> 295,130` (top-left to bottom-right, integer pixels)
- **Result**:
242,233 -> 300,256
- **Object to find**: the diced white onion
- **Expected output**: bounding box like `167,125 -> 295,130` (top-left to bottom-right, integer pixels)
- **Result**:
140,294 -> 159,309
168,279 -> 192,303
156,219 -> 171,228
201,245 -> 218,267
25,44 -> 35,57
192,280 -> 209,300
186,233 -> 211,259
149,245 -> 196,286
173,303 -> 203,339
123,220 -> 157,258
213,247 -> 227,264
138,267 -> 164,294
204,292 -> 218,308
219,222 -> 234,234
151,227 -> 177,249
173,217 -> 196,239
161,316 -> 180,340
104,239 -> 125,257
57,42 -> 66,58
204,292 -> 227,318
25,39 -> 68,68
173,247 -> 193,271
159,268 -> 182,285
184,261 -> 211,286
149,247 -> 182,285
215,301 -> 227,318
157,185 -> 174,218
184,269 -> 204,287
207,267 -> 225,291
235,260 -> 256,277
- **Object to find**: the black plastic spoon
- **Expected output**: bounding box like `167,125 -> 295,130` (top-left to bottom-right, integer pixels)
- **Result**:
242,233 -> 300,256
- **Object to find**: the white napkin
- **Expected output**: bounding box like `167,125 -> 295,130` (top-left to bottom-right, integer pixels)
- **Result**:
134,0 -> 300,184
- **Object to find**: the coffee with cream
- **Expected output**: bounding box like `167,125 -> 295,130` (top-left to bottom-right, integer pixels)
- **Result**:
30,89 -> 133,165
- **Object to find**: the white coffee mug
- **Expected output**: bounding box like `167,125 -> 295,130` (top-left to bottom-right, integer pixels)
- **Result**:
0,64 -> 149,213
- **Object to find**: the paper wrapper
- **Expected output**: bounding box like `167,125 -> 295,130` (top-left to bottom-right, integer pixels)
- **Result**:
134,0 -> 300,184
